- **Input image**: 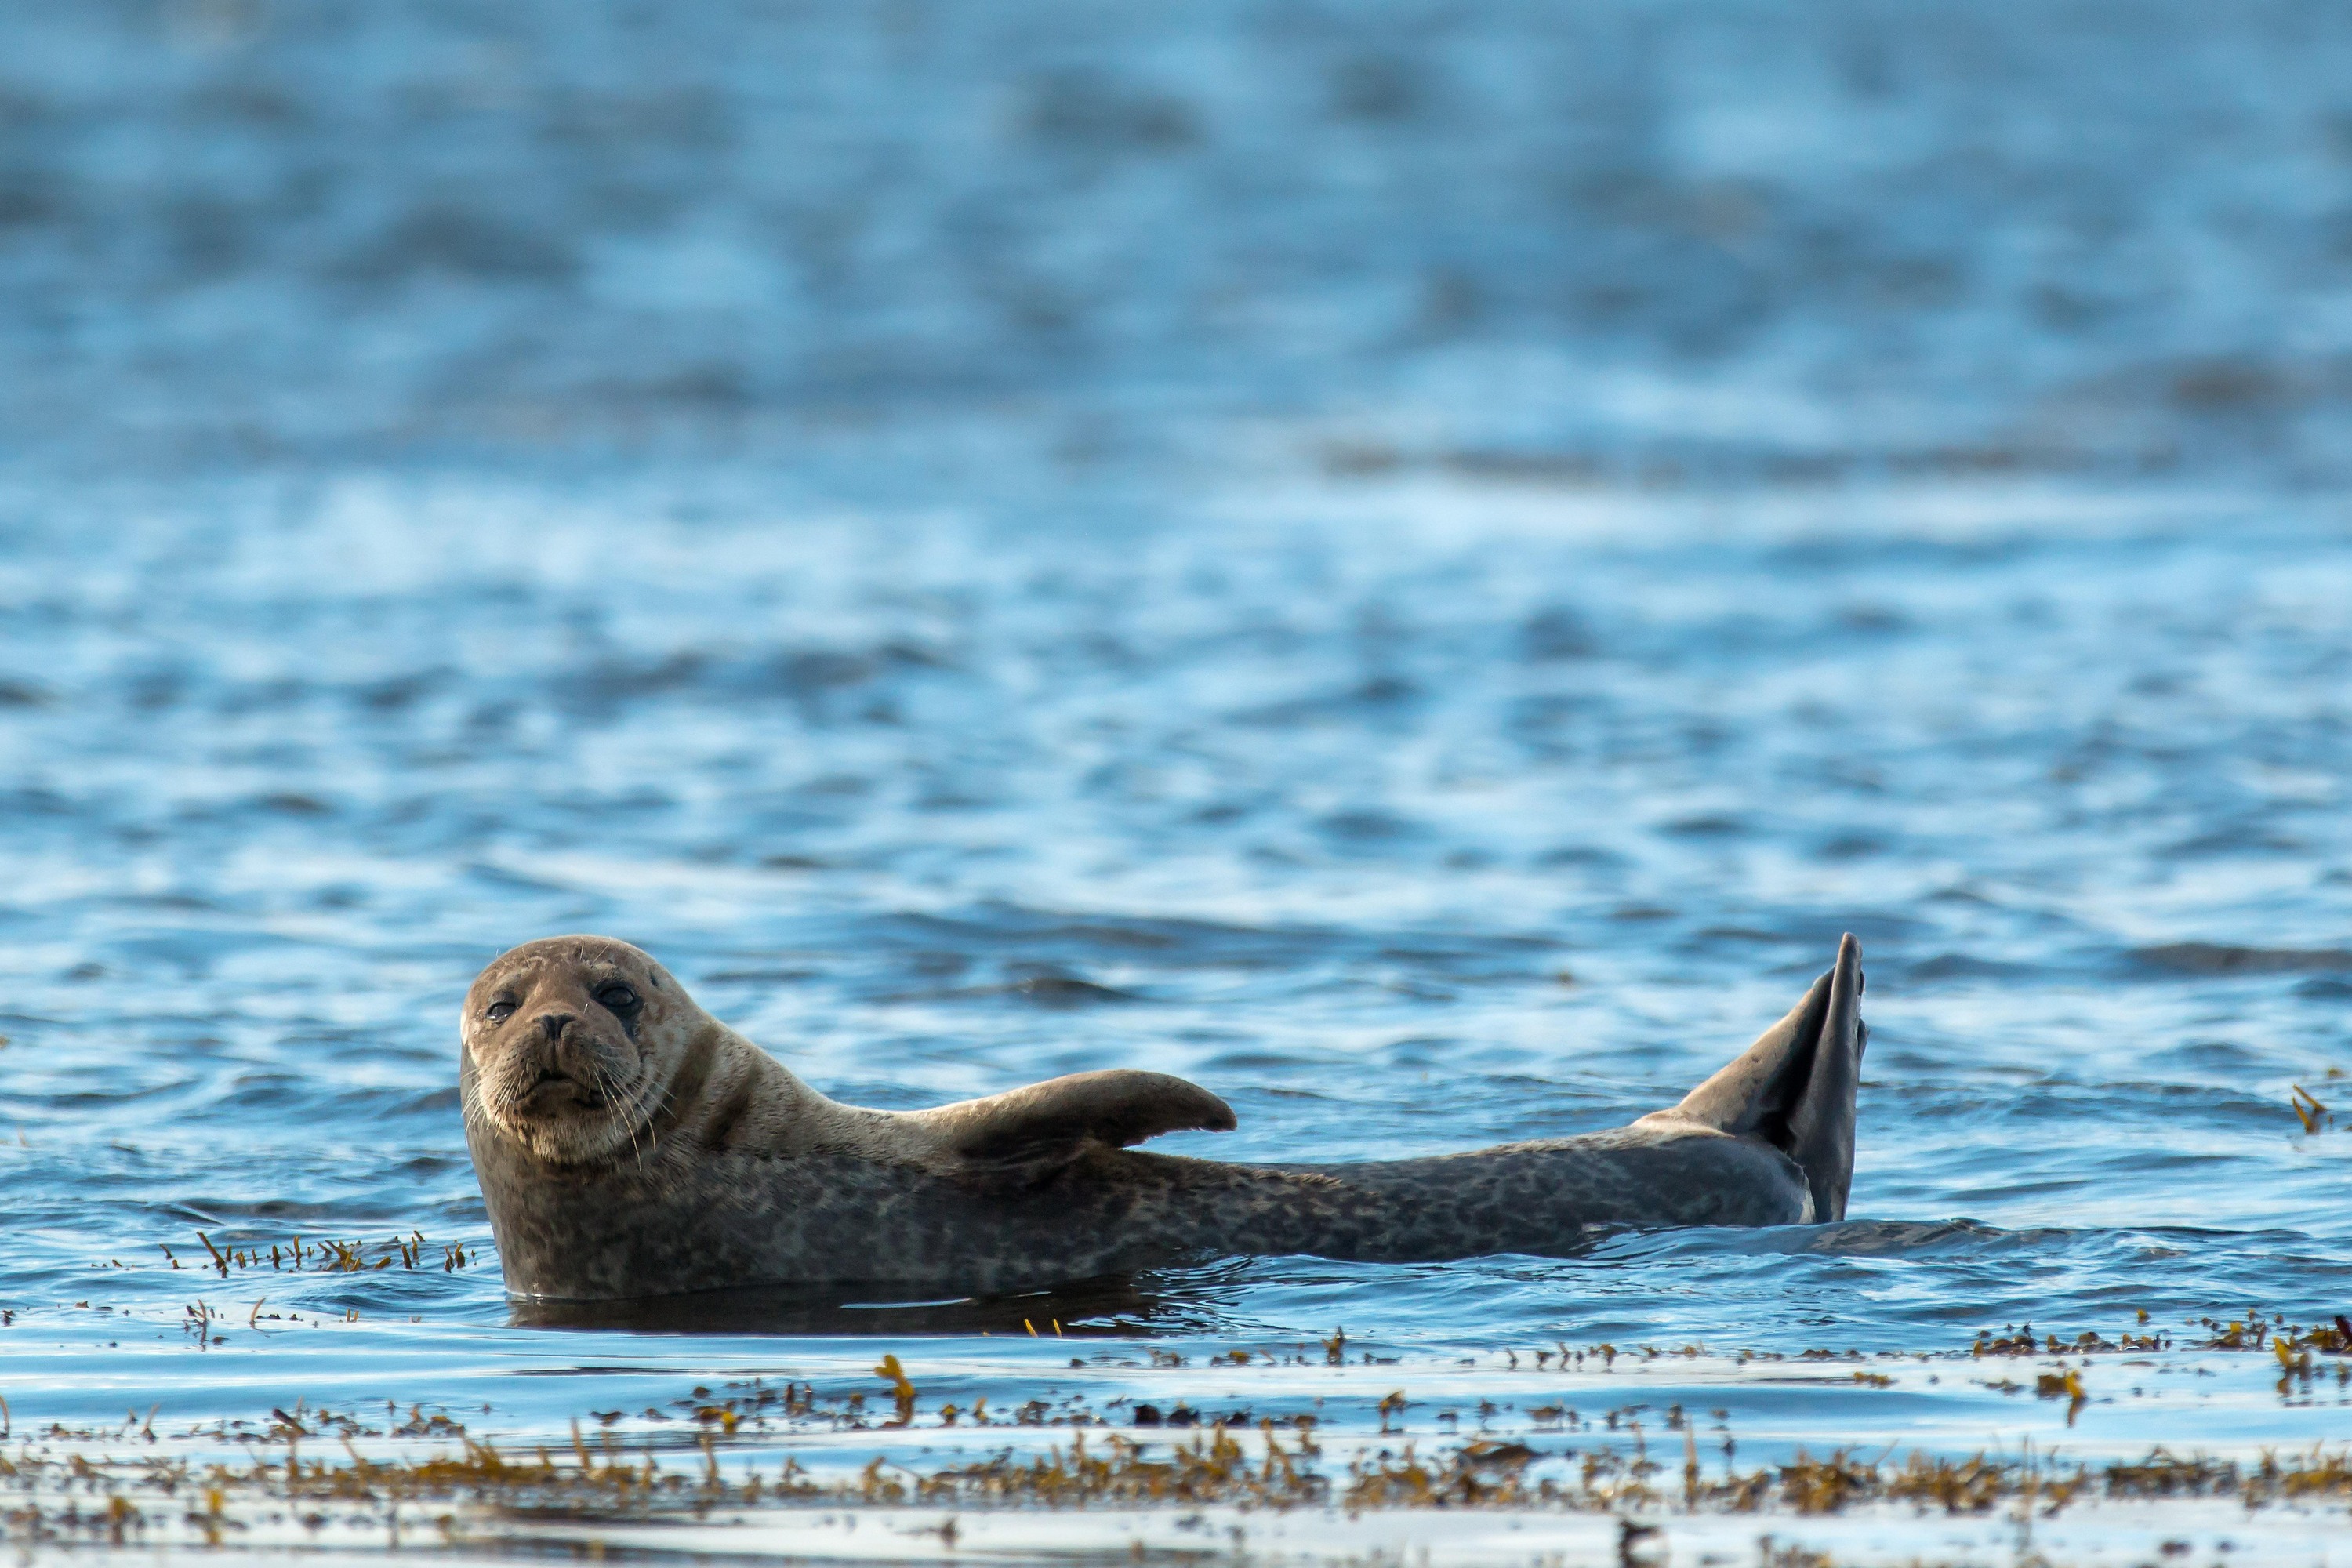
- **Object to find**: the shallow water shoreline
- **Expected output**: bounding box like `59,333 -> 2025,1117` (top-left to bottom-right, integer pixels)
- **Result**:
9,1291 -> 2351,1562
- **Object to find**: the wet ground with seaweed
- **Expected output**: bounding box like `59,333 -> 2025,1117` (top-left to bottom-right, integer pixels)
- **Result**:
5,2 -> 2352,1563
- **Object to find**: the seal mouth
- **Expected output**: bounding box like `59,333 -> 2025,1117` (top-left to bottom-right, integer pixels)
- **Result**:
517,1069 -> 610,1114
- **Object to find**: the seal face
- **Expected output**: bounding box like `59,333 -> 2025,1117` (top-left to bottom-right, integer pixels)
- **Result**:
458,933 -> 1867,1301
462,937 -> 699,1167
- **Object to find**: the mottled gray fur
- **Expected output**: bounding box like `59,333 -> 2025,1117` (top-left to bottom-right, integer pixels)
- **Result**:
460,934 -> 1867,1300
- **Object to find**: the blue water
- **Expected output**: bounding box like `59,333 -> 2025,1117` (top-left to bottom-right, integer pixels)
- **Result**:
2,2 -> 2351,1555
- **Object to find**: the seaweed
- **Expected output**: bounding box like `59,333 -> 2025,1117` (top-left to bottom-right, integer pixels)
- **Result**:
172,1232 -> 474,1279
9,1308 -> 2352,1549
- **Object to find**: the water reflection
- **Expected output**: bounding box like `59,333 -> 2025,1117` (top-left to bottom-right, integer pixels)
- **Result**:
510,1272 -> 1204,1337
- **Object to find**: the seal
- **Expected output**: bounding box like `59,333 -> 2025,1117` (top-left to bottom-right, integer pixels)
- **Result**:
460,934 -> 1867,1300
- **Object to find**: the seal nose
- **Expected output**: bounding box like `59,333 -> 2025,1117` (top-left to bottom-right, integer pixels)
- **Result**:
536,1012 -> 575,1044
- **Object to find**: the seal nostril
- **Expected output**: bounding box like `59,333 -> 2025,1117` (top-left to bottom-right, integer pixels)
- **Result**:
537,1012 -> 575,1044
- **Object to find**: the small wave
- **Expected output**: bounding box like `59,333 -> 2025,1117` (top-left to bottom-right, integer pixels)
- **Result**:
1586,1218 -> 2339,1269
1592,1217 -> 2052,1264
2129,942 -> 2352,976
1000,974 -> 1143,1007
1904,953 -> 2042,982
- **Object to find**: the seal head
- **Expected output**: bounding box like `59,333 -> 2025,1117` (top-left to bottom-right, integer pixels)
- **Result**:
461,935 -> 712,1167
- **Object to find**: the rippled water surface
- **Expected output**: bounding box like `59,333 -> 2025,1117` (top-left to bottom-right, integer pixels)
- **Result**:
5,481 -> 2349,1541
4,2 -> 2352,1561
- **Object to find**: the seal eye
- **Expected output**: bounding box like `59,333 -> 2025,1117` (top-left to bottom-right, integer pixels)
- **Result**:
484,1000 -> 516,1023
594,982 -> 640,1014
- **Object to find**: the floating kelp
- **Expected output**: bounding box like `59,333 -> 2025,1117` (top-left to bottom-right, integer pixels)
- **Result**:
9,1419 -> 2352,1553
167,1232 -> 475,1278
8,1309 -> 2352,1555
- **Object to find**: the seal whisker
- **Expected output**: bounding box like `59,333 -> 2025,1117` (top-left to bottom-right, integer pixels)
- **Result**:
637,1079 -> 667,1167
590,1057 -> 648,1167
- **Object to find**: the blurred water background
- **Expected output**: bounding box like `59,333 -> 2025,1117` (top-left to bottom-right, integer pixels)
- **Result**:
3,1 -> 2352,1559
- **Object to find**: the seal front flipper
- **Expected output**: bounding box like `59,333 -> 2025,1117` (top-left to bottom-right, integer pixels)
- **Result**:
916,1069 -> 1237,1177
1636,934 -> 1867,1221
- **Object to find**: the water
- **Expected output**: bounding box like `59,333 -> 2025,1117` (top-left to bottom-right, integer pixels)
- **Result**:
4,2 -> 2352,1562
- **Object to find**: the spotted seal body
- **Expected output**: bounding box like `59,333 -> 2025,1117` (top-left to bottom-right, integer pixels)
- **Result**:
460,935 -> 1867,1300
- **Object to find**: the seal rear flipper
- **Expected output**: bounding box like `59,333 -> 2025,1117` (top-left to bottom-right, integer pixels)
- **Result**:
1639,934 -> 1867,1222
919,1069 -> 1237,1177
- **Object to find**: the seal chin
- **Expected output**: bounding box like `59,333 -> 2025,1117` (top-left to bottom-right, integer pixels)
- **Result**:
491,1079 -> 648,1167
481,1054 -> 652,1166
471,1049 -> 657,1166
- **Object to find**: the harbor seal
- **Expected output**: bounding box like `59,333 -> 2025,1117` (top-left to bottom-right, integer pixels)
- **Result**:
460,934 -> 1867,1300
